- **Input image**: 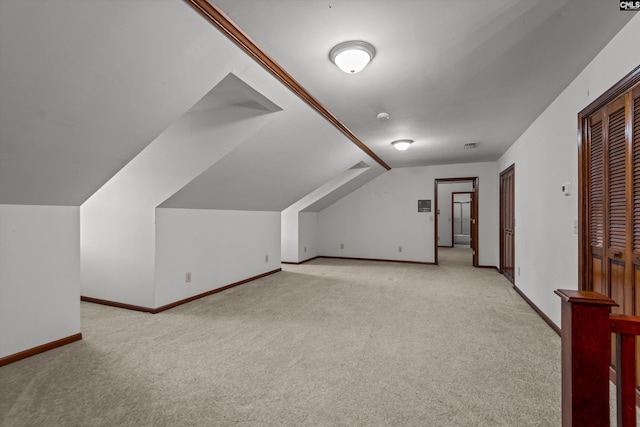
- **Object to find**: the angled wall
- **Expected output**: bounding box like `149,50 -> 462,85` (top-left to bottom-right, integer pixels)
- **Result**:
0,0 -> 243,358
1,0 -> 390,360
281,163 -> 383,263
81,76 -> 279,308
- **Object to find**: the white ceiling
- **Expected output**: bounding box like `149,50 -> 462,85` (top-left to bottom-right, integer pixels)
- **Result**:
212,0 -> 634,168
0,0 -> 634,209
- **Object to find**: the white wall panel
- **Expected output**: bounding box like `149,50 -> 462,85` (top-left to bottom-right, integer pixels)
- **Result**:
0,205 -> 80,357
298,212 -> 319,262
154,209 -> 280,308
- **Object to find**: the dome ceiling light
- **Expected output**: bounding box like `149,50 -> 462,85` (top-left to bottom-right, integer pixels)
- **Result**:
329,41 -> 376,74
391,139 -> 414,151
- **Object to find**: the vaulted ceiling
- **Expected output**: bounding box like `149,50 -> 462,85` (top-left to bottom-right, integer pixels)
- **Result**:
0,0 -> 634,208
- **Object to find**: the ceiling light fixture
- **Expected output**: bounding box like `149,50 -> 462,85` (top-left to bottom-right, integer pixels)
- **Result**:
329,40 -> 376,74
391,139 -> 413,151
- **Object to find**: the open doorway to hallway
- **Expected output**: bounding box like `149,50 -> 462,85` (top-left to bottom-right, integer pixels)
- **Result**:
434,178 -> 479,266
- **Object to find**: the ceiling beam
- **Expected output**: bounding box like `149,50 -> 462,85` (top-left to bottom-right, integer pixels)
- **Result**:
184,0 -> 391,171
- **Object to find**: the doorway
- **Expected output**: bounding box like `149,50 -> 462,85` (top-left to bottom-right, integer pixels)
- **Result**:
500,164 -> 515,284
452,192 -> 473,248
434,177 -> 479,266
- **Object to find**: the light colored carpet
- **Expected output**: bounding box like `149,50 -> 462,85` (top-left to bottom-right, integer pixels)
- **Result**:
1,250 -> 563,426
439,247 -> 473,265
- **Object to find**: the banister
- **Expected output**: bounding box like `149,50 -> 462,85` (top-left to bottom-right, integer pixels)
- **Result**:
556,290 -> 640,426
609,314 -> 640,335
555,289 -> 618,426
554,289 -> 619,306
609,314 -> 640,427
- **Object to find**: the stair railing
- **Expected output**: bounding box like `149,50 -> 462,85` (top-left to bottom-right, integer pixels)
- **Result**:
555,289 -> 639,426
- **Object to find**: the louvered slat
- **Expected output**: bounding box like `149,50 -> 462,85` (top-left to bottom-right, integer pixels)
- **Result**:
591,120 -> 604,247
634,95 -> 640,252
609,107 -> 627,250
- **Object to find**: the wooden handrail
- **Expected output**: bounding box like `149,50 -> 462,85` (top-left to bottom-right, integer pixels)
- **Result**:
555,289 -> 640,427
609,315 -> 640,335
609,315 -> 640,427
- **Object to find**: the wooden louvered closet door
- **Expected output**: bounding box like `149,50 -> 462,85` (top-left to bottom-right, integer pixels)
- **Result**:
584,81 -> 640,386
500,165 -> 515,284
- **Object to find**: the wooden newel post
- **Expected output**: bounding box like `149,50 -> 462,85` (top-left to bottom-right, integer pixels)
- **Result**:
555,289 -> 618,427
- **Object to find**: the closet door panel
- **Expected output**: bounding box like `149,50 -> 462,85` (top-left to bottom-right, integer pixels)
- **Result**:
589,111 -> 606,295
632,86 -> 640,316
581,69 -> 640,391
605,97 -> 628,315
631,85 -> 640,385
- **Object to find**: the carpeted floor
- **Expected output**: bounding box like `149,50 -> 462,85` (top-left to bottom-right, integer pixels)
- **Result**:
1,249 -> 564,426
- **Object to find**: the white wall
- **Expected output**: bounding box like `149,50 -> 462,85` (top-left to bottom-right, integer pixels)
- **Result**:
81,103 -> 275,307
0,205 -> 80,358
281,212 -> 320,263
280,165 -> 376,263
318,162 -> 498,266
154,209 -> 280,308
281,209 -> 299,262
437,182 -> 473,247
298,212 -> 319,262
496,14 -> 640,328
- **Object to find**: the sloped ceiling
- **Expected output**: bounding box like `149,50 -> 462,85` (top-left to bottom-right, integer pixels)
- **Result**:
212,0 -> 634,167
189,73 -> 282,114
159,94 -> 385,211
0,0 -> 385,209
0,0 -> 250,205
0,0 -> 635,209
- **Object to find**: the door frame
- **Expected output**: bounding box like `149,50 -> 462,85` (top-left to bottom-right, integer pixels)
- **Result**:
499,164 -> 515,284
451,191 -> 473,248
434,177 -> 479,266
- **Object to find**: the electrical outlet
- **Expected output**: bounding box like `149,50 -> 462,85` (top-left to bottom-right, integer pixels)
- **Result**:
304,246 -> 307,253
265,255 -> 269,262
518,267 -> 520,276
398,246 -> 402,252
340,243 -> 344,249
185,272 -> 191,283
